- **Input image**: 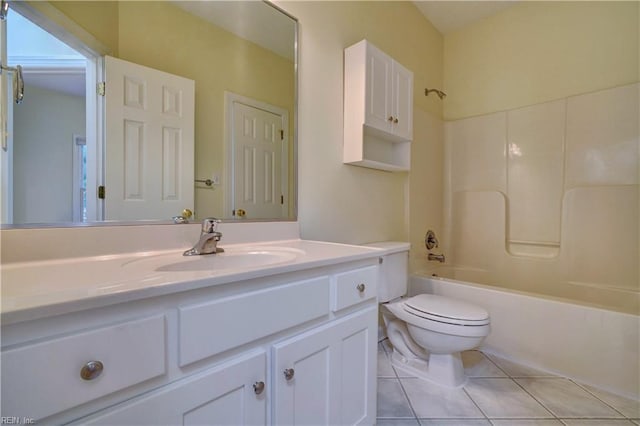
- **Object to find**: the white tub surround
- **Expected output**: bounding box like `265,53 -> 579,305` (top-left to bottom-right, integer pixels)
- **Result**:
410,274 -> 640,400
1,222 -> 382,424
442,83 -> 639,314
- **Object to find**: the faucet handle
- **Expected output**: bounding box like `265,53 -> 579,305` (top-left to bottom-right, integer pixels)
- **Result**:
202,218 -> 221,233
425,230 -> 439,250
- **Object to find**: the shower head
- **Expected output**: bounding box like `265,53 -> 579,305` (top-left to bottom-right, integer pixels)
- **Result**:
425,88 -> 447,100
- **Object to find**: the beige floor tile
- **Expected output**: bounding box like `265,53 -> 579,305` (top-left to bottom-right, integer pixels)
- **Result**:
491,420 -> 563,425
464,378 -> 553,418
376,419 -> 420,426
581,384 -> 640,419
377,378 -> 414,419
419,419 -> 491,425
561,420 -> 637,425
379,343 -> 398,378
516,378 -> 623,418
401,378 -> 484,419
462,351 -> 507,378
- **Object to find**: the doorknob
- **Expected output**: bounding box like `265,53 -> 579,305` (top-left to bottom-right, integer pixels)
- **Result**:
172,208 -> 193,224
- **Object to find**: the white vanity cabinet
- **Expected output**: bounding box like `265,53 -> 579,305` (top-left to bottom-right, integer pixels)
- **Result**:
74,350 -> 268,425
344,39 -> 413,171
273,307 -> 377,426
1,315 -> 168,421
1,256 -> 379,425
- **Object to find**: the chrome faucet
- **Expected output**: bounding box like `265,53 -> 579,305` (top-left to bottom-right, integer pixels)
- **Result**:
183,218 -> 225,256
427,253 -> 445,263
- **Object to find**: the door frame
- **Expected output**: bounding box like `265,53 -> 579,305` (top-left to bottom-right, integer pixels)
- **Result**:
1,11 -> 12,223
6,1 -> 107,222
71,134 -> 86,222
223,91 -> 289,219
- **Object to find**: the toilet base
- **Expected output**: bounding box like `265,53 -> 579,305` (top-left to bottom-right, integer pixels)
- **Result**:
390,350 -> 468,388
385,318 -> 469,388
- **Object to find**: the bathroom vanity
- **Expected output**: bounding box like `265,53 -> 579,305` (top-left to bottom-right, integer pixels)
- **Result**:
1,225 -> 380,425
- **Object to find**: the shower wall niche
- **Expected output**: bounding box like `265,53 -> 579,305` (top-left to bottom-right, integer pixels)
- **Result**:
443,83 -> 639,313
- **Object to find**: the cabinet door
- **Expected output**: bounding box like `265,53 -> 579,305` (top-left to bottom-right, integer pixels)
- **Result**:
364,44 -> 393,134
391,61 -> 413,141
273,306 -> 377,425
75,350 -> 267,426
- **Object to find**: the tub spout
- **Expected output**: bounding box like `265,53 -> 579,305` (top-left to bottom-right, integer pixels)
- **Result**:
428,253 -> 445,263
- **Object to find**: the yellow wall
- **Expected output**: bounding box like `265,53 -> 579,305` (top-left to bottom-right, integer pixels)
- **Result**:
47,1 -> 295,219
444,1 -> 639,120
50,1 -> 119,56
277,1 -> 444,245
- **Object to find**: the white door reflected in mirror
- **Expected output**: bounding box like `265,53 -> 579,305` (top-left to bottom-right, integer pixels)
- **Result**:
104,56 -> 195,221
226,93 -> 289,220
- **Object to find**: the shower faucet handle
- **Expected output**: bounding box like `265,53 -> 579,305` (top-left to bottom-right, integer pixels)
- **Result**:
425,230 -> 439,250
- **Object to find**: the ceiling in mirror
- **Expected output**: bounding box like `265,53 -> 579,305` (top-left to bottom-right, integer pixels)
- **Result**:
1,0 -> 297,227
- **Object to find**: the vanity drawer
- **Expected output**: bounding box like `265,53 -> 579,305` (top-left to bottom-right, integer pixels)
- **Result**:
179,276 -> 330,366
1,315 -> 167,421
332,266 -> 378,311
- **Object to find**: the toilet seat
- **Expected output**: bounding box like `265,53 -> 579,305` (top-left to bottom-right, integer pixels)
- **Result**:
403,294 -> 490,326
384,295 -> 490,338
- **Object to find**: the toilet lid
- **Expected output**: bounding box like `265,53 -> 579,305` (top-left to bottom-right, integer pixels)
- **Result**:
404,294 -> 489,325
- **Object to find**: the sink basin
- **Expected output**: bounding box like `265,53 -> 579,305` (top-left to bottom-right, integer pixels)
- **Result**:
122,246 -> 305,272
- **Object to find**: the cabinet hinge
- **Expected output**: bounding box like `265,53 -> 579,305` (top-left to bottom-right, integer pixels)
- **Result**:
98,82 -> 106,96
98,185 -> 106,199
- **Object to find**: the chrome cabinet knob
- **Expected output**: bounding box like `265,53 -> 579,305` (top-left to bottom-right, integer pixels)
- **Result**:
284,368 -> 295,381
253,381 -> 265,395
356,283 -> 366,292
80,360 -> 104,381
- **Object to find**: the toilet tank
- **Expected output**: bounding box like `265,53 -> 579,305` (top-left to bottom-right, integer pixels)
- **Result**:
364,242 -> 410,303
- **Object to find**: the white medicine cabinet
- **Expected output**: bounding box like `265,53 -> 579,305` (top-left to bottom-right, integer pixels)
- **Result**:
343,39 -> 413,171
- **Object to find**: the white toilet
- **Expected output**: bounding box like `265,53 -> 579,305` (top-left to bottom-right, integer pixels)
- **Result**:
370,242 -> 491,388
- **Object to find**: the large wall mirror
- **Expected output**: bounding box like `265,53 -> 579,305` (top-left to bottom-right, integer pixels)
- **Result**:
0,0 -> 297,227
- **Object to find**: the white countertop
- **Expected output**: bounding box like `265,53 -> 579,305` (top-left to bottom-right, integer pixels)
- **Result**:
1,239 -> 382,325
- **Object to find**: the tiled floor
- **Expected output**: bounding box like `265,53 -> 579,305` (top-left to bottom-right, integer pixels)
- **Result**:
377,340 -> 640,426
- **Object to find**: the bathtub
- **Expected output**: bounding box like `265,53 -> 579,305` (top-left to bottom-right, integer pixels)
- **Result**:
409,271 -> 640,400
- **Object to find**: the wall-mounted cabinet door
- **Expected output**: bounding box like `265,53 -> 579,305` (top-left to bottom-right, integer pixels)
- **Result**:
272,307 -> 377,425
74,350 -> 267,425
362,42 -> 413,141
365,44 -> 393,134
391,61 -> 413,141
